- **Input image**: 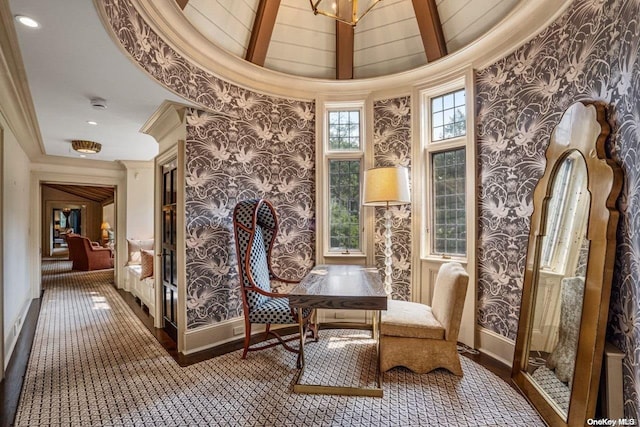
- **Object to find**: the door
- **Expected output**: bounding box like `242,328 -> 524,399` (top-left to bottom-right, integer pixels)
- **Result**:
161,160 -> 178,341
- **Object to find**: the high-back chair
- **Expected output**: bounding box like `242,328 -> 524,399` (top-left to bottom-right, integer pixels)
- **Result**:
380,262 -> 469,375
233,199 -> 317,362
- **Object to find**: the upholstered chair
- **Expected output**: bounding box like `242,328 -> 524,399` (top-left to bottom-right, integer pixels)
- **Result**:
232,199 -> 317,363
380,262 -> 469,375
66,234 -> 114,271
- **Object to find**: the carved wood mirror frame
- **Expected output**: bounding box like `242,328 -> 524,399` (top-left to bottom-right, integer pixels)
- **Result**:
511,101 -> 623,426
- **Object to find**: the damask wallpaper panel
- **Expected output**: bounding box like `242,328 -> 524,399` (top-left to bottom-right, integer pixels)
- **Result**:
102,0 -> 316,329
185,104 -> 315,329
476,0 -> 640,417
373,96 -> 412,300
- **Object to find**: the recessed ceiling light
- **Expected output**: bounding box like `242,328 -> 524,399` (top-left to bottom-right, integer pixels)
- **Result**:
87,121 -> 98,126
79,154 -> 87,158
15,15 -> 39,28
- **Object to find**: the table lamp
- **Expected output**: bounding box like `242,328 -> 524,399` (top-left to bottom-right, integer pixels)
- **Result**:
101,221 -> 111,240
362,166 -> 411,297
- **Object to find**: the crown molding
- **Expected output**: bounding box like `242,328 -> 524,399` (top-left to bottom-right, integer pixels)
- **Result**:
0,0 -> 45,159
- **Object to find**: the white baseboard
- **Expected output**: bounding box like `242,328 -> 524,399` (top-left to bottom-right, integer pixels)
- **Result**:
183,317 -> 297,355
476,326 -> 515,368
4,297 -> 32,370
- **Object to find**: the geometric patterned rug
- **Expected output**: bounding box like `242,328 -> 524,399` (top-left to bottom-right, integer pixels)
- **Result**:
15,260 -> 543,426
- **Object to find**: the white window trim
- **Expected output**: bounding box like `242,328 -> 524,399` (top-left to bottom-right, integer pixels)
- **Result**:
410,68 -> 477,348
317,99 -> 368,260
419,76 -> 476,264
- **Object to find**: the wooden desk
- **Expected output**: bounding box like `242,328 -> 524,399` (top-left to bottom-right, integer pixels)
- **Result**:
288,264 -> 387,397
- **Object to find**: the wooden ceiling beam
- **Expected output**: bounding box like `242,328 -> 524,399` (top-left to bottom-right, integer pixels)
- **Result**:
245,0 -> 281,66
335,0 -> 355,79
175,0 -> 189,10
411,0 -> 447,62
336,20 -> 354,80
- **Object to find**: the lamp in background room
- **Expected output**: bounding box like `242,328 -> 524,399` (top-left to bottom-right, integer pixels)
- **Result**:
309,0 -> 382,26
101,221 -> 111,241
363,166 -> 410,297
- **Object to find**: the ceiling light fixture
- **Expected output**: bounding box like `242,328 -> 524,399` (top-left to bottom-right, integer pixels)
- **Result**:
72,140 -> 102,154
15,15 -> 40,28
87,120 -> 98,126
90,97 -> 107,110
309,0 -> 382,26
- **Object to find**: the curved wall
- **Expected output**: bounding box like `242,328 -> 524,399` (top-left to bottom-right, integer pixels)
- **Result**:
100,0 -> 640,418
476,0 -> 640,418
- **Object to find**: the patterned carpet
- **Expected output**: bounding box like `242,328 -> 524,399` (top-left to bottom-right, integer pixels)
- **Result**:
15,260 -> 543,426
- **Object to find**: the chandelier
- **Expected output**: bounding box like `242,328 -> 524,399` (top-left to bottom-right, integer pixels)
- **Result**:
71,140 -> 102,154
309,0 -> 382,26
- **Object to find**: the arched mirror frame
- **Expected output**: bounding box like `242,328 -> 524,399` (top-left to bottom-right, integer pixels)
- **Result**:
511,101 -> 623,426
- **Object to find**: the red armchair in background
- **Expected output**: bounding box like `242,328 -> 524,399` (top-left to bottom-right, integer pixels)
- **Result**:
66,234 -> 114,271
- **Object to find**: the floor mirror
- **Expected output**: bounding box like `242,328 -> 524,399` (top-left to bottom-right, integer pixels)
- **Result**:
511,101 -> 623,426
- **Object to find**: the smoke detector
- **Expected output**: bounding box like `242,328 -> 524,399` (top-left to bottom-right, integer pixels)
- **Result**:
90,97 -> 107,110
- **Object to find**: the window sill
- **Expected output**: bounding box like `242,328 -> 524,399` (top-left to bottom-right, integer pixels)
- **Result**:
421,254 -> 467,264
324,252 -> 367,259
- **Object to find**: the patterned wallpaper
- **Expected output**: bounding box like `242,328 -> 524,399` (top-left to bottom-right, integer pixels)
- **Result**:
476,0 -> 640,417
102,0 -> 316,329
103,0 -> 639,415
185,105 -> 315,328
373,97 -> 413,300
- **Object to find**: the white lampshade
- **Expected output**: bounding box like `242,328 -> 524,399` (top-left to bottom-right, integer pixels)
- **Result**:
362,166 -> 411,206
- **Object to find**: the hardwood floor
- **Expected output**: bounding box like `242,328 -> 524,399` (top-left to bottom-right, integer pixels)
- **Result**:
0,297 -> 41,427
1,287 -> 516,426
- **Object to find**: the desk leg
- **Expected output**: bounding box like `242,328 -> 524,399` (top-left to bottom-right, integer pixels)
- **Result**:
375,309 -> 382,389
297,308 -> 305,369
293,309 -> 383,397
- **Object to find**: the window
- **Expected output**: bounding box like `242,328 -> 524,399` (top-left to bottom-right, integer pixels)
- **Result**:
431,90 -> 466,142
325,108 -> 364,254
424,86 -> 469,258
432,148 -> 466,255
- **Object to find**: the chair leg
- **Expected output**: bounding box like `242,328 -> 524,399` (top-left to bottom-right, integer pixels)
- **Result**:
264,323 -> 271,339
242,318 -> 251,359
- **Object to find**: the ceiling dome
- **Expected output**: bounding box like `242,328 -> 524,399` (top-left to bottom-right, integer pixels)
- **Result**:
180,0 -> 519,80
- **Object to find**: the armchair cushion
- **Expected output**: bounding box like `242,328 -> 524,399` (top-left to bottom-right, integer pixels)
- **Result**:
381,300 -> 445,340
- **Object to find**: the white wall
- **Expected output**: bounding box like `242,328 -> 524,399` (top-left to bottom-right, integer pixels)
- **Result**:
123,162 -> 154,240
2,115 -> 32,368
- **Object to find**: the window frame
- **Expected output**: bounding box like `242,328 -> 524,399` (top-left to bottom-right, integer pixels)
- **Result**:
420,79 -> 474,262
322,101 -> 366,258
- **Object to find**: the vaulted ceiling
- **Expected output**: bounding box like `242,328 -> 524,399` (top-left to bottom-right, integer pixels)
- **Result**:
179,0 -> 520,80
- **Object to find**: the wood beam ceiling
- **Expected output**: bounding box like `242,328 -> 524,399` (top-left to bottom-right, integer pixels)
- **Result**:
412,0 -> 447,62
335,0 -> 355,79
246,0 -> 281,66
42,184 -> 115,205
336,21 -> 354,79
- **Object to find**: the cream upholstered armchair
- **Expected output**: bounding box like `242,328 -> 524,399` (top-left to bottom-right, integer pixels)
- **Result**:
380,262 -> 469,375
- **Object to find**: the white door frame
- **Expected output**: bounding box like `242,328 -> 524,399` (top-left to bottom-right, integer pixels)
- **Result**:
30,170 -> 126,298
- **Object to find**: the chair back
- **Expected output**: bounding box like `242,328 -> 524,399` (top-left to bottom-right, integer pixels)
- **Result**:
431,262 -> 469,341
66,234 -> 88,263
233,199 -> 279,311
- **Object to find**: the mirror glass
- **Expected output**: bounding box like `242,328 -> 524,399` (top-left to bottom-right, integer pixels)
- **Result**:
525,151 -> 589,420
